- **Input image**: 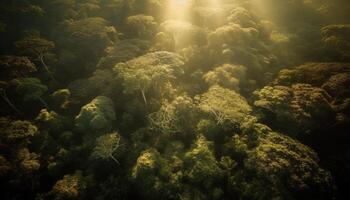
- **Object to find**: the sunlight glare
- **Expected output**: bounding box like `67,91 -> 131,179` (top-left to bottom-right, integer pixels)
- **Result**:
175,0 -> 187,6
166,0 -> 191,20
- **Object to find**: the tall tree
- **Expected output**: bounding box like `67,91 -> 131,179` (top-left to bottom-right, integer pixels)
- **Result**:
92,132 -> 123,165
10,78 -> 49,108
114,51 -> 184,105
126,14 -> 157,39
15,31 -> 57,82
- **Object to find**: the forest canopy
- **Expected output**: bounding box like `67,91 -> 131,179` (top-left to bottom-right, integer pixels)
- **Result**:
0,0 -> 349,200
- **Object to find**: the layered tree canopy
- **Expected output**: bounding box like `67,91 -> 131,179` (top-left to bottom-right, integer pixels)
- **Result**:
0,0 -> 349,200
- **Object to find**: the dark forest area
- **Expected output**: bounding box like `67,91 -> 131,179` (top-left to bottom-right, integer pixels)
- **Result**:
0,0 -> 350,199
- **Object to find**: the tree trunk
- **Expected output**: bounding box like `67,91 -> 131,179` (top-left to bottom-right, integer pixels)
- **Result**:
0,92 -> 21,115
39,54 -> 58,82
140,89 -> 147,106
110,154 -> 120,165
38,97 -> 49,109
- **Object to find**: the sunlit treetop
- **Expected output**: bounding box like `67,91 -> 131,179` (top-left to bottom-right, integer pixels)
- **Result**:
0,117 -> 38,143
158,20 -> 207,50
75,96 -> 116,132
203,63 -> 247,91
198,85 -> 253,126
114,51 -> 185,105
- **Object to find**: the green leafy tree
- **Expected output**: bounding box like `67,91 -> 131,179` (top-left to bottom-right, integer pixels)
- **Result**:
62,17 -> 118,59
322,72 -> 350,99
207,22 -> 265,70
49,171 -> 88,200
0,81 -> 21,115
51,89 -> 72,110
0,56 -> 38,115
87,69 -> 116,96
203,63 -> 246,91
0,117 -> 38,143
10,78 -> 49,108
46,0 -> 77,20
36,108 -> 68,134
241,131 -> 334,199
273,62 -> 350,86
0,55 -> 37,80
114,51 -> 184,105
15,31 -> 56,81
322,24 -> 350,59
128,0 -> 163,18
219,123 -> 335,199
75,96 -> 116,132
68,79 -> 95,102
16,148 -> 40,174
126,14 -> 157,39
149,95 -> 200,140
198,85 -> 253,126
97,39 -> 150,69
184,135 -> 223,189
77,0 -> 101,18
91,132 -> 123,164
131,148 -> 164,198
253,84 -> 336,137
158,20 -> 207,51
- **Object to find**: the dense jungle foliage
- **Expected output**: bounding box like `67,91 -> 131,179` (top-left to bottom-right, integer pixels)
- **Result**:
0,0 -> 350,199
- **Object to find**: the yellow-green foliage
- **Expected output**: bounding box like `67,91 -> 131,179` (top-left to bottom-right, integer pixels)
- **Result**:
114,51 -> 184,104
64,17 -> 117,44
0,117 -> 38,143
322,24 -> 350,57
0,0 -> 348,199
224,124 -> 334,199
149,95 -> 199,136
203,63 -> 247,91
97,39 -> 150,69
132,148 -> 160,179
184,135 -> 223,189
50,171 -> 87,200
158,20 -> 207,50
92,132 -> 122,164
75,96 -> 116,132
51,89 -> 72,110
242,132 -> 334,199
274,63 -> 350,86
127,14 -> 157,38
16,148 -> 40,173
198,85 -> 252,125
322,72 -> 350,97
254,84 -> 335,135
10,78 -> 48,102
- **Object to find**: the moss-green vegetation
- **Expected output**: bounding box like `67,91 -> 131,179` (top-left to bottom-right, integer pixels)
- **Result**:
0,0 -> 349,199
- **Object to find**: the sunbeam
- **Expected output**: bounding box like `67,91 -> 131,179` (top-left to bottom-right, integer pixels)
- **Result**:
1,0 -> 349,199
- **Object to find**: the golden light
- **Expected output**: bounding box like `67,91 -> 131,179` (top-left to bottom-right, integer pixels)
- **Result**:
165,0 -> 191,20
163,0 -> 222,21
175,0 -> 188,6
